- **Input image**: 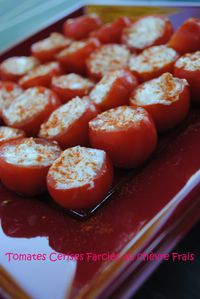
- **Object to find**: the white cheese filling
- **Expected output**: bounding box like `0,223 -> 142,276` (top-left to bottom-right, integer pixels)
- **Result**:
1,138 -> 61,167
20,62 -> 59,83
129,45 -> 177,73
32,32 -> 71,51
49,146 -> 105,189
175,51 -> 200,71
90,70 -> 122,104
88,44 -> 130,76
0,84 -> 22,111
3,88 -> 50,125
133,73 -> 188,105
0,127 -> 23,142
1,56 -> 39,75
40,97 -> 92,137
89,106 -> 147,131
123,16 -> 166,49
52,74 -> 94,90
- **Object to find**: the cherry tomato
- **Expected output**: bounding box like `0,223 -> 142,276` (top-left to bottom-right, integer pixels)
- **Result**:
0,126 -> 25,146
56,38 -> 100,75
0,138 -> 61,196
31,32 -> 72,63
168,18 -> 200,54
174,51 -> 200,102
0,81 -> 23,118
122,15 -> 173,52
2,86 -> 61,136
90,16 -> 131,44
129,45 -> 179,82
86,44 -> 130,81
0,56 -> 39,82
63,14 -> 102,40
89,69 -> 138,110
39,96 -> 100,148
89,106 -> 157,168
19,62 -> 62,88
47,146 -> 113,210
130,72 -> 190,132
51,73 -> 94,103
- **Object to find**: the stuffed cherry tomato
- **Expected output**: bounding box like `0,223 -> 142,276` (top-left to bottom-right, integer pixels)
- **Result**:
0,56 -> 39,82
89,69 -> 138,110
2,87 -> 61,136
168,18 -> 200,54
51,73 -> 94,103
47,146 -> 113,210
174,51 -> 200,102
0,138 -> 61,196
31,32 -> 72,63
19,62 -> 62,88
130,73 -> 190,132
63,14 -> 102,40
39,96 -> 100,148
129,45 -> 179,82
0,81 -> 22,118
0,126 -> 25,146
122,15 -> 173,52
89,106 -> 157,168
86,44 -> 130,81
56,38 -> 100,75
90,16 -> 131,44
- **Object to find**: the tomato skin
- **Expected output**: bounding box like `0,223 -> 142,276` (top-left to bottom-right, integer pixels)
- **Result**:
121,15 -> 173,52
56,38 -> 100,75
135,61 -> 175,82
50,104 -> 100,148
129,46 -> 179,82
130,85 -> 190,132
168,18 -> 200,54
86,44 -> 130,82
47,154 -> 113,210
89,107 -> 157,168
174,65 -> 200,102
90,69 -> 138,110
39,98 -> 101,148
63,14 -> 102,40
0,138 -> 61,196
31,33 -> 71,63
90,16 -> 131,44
19,62 -> 63,88
2,87 -> 61,136
51,74 -> 94,103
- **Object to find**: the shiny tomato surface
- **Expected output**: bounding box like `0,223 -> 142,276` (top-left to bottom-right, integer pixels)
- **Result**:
130,73 -> 190,131
31,32 -> 72,62
19,62 -> 62,88
2,86 -> 61,136
63,14 -> 102,40
39,96 -> 100,148
174,51 -> 200,102
90,16 -> 131,44
89,69 -> 138,110
57,38 -> 100,75
47,146 -> 113,210
0,138 -> 61,196
168,18 -> 200,54
51,73 -> 94,103
89,106 -> 157,168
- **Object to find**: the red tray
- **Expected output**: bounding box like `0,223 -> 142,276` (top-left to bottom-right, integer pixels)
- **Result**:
1,2 -> 200,299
